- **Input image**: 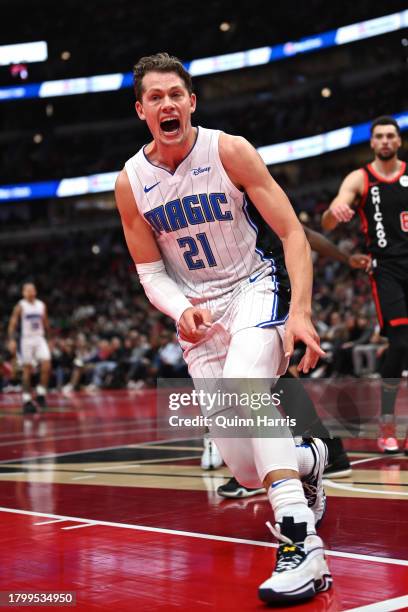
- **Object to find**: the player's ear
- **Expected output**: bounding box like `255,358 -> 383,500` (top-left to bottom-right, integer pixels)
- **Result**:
135,100 -> 145,121
190,93 -> 196,114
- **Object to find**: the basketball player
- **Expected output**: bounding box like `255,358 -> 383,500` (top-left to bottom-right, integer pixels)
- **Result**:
322,116 -> 408,455
8,283 -> 51,414
115,53 -> 332,603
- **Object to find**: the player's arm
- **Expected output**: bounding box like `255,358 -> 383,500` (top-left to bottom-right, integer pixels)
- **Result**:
115,169 -> 211,343
321,170 -> 364,231
7,303 -> 21,354
304,226 -> 371,270
43,305 -> 50,337
219,134 -> 324,373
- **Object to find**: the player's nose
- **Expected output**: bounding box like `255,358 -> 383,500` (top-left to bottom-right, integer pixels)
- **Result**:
162,96 -> 175,110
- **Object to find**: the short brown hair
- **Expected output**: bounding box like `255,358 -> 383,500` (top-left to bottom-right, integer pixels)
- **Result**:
370,115 -> 401,137
133,52 -> 193,102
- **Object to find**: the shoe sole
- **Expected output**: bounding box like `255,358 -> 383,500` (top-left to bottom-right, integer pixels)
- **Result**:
259,573 -> 333,603
217,488 -> 264,499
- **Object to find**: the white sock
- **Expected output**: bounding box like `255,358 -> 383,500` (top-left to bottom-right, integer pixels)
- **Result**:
268,478 -> 316,535
36,385 -> 46,396
22,392 -> 32,403
295,441 -> 316,478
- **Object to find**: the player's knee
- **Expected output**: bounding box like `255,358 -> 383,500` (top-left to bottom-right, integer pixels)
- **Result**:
222,360 -> 251,379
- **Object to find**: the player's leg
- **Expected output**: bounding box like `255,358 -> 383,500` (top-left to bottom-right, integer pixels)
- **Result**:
277,371 -> 351,478
218,367 -> 351,497
379,323 -> 408,452
181,325 -> 228,471
372,270 -> 408,453
36,339 -> 51,408
22,363 -> 36,413
20,340 -> 37,413
220,327 -> 331,603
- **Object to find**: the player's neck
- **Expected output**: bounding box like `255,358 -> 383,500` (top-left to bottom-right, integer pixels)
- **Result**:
371,156 -> 402,178
148,127 -> 197,173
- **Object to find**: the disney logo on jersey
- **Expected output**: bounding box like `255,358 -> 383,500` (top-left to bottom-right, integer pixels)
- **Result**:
191,166 -> 211,176
400,175 -> 408,188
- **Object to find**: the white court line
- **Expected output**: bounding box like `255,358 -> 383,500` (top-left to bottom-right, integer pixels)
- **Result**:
0,505 -> 407,568
344,594 -> 408,611
71,475 -> 96,481
0,425 -> 165,448
34,519 -> 67,525
0,435 -> 198,465
324,479 -> 408,497
83,455 -> 201,471
350,455 -> 404,467
61,523 -> 97,531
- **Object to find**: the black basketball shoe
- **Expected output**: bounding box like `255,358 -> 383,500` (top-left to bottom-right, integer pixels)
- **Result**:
217,477 -> 265,498
23,400 -> 37,414
323,437 -> 352,478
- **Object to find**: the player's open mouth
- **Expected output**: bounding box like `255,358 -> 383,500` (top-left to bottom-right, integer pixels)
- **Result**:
160,118 -> 180,134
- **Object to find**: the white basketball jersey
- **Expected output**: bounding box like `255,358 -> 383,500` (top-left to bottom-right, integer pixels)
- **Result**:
125,127 -> 276,302
19,299 -> 45,338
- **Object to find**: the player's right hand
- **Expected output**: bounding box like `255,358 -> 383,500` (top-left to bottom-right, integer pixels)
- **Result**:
178,307 -> 212,343
348,253 -> 372,272
329,201 -> 355,223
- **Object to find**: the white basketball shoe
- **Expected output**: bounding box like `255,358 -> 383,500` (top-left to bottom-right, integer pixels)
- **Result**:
201,435 -> 224,470
258,517 -> 332,604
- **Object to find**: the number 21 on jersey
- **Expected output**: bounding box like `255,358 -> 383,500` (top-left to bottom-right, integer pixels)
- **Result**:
177,233 -> 217,269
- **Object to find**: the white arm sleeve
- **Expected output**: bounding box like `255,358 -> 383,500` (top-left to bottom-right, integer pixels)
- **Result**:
135,260 -> 193,323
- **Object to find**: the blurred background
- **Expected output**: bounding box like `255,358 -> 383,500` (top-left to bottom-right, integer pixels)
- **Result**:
1,0 -> 407,392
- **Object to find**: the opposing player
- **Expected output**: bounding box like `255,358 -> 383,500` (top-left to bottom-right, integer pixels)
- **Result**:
115,53 -> 332,603
322,116 -> 408,455
8,283 -> 51,413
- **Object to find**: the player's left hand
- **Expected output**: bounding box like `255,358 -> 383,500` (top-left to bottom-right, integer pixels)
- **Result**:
7,339 -> 17,355
284,313 -> 326,374
348,253 -> 372,272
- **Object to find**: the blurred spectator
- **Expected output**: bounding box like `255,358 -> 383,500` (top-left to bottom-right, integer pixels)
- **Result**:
331,315 -> 375,377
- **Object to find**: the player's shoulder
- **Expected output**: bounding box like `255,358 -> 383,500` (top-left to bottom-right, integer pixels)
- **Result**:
342,168 -> 365,192
115,168 -> 136,204
218,133 -> 257,170
115,167 -> 131,192
219,132 -> 251,155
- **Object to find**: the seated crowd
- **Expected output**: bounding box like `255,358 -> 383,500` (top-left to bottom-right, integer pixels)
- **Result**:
1,221 -> 406,393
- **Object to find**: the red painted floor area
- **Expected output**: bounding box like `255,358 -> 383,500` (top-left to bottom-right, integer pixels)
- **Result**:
0,389 -> 407,610
0,511 -> 407,611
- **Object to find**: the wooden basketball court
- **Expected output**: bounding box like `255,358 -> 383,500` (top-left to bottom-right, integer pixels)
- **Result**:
0,389 -> 407,611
